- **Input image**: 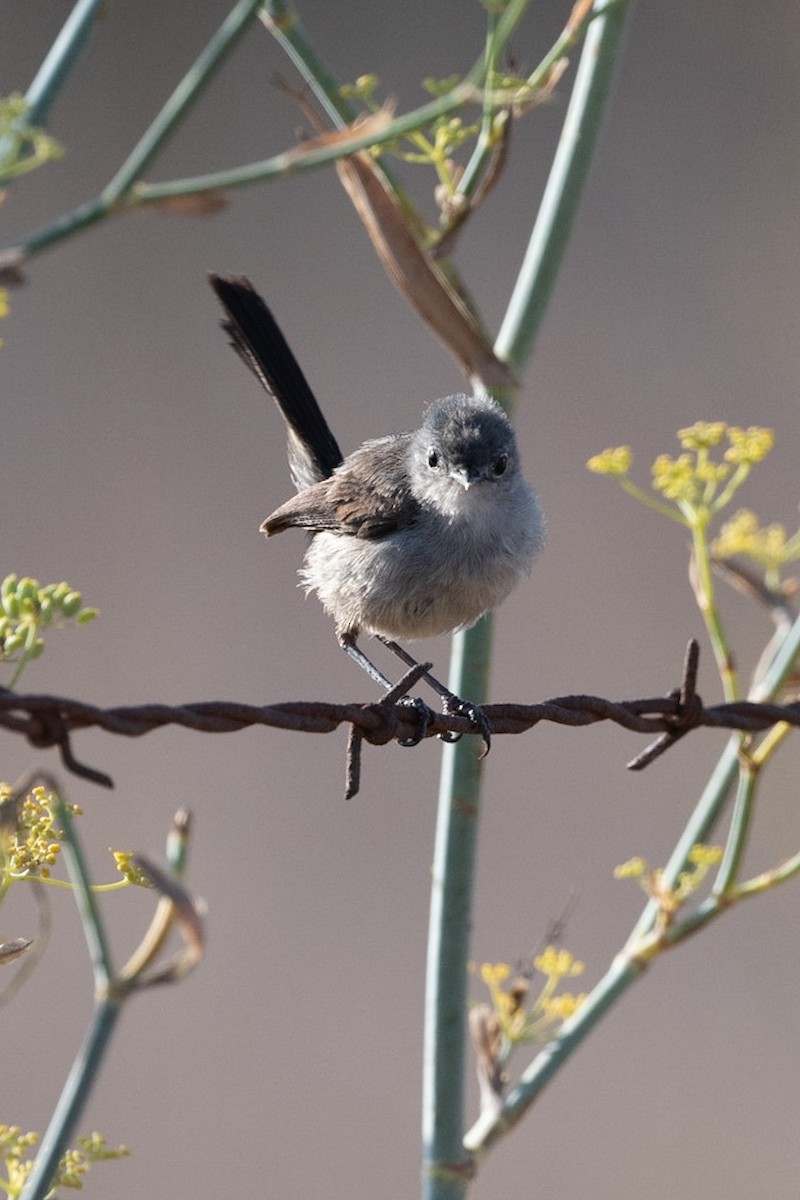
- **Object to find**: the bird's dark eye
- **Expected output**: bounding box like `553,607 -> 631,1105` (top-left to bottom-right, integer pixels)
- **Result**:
427,448 -> 439,469
492,453 -> 508,476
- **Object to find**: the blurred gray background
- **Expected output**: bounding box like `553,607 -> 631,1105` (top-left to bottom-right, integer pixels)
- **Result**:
3,2 -> 800,1196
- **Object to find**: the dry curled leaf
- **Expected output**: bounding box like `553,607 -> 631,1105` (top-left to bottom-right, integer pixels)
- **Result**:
0,937 -> 33,965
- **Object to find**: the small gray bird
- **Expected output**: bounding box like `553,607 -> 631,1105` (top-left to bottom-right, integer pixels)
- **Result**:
210,275 -> 545,744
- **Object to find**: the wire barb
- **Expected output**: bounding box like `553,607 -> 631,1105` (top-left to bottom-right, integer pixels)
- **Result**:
626,638 -> 704,771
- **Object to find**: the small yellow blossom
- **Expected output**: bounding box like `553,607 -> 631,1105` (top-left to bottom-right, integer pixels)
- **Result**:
687,844 -> 723,867
533,945 -> 584,981
694,459 -> 730,486
712,509 -> 800,578
614,856 -> 647,880
724,425 -> 774,465
586,445 -> 632,476
651,453 -> 698,502
677,421 -> 727,450
544,992 -> 586,1021
112,851 -> 154,888
615,844 -> 723,918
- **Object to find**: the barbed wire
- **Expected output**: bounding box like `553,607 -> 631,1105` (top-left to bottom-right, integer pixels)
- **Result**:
1,640 -> 798,797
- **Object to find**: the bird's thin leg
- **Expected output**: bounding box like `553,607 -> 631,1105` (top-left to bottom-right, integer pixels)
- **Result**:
377,638 -> 456,702
378,637 -> 491,755
341,635 -> 438,747
342,637 -> 395,691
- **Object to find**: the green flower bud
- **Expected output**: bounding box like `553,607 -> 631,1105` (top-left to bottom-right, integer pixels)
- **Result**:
59,591 -> 82,617
2,630 -> 26,654
2,592 -> 20,619
16,578 -> 39,604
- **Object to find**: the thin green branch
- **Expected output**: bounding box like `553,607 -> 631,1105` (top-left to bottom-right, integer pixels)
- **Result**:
712,761 -> 757,896
689,518 -> 741,701
102,0 -> 267,202
0,0 -> 104,172
53,791 -> 114,985
19,790 -> 120,1200
19,1000 -> 122,1200
455,8 -> 505,202
736,851 -> 800,897
494,0 -> 631,375
618,478 -> 689,524
260,0 -> 356,129
21,0 -> 105,127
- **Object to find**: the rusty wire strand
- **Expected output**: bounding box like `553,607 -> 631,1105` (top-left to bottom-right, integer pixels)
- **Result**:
1,639 -> 798,796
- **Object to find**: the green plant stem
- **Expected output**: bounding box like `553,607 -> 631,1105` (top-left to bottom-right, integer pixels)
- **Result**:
736,850 -> 800,897
261,0 -> 356,129
494,0 -> 631,373
20,794 -> 118,1200
422,4 -> 633,1193
712,758 -> 756,896
0,85 -> 474,262
102,0 -> 266,202
456,9 -> 503,202
6,621 -> 39,690
690,518 -> 740,701
422,624 -> 492,1199
20,998 -> 122,1200
618,478 -> 688,523
22,0 -> 104,127
0,0 -> 104,172
55,794 -> 114,983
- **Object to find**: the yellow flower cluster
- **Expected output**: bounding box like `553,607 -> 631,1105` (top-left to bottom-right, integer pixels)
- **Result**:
651,423 -> 772,507
0,1126 -> 128,1198
713,509 -> 800,580
0,785 -> 79,881
587,422 -> 776,531
477,946 -> 586,1045
0,1126 -> 38,1195
586,445 -> 632,476
55,1132 -> 130,1190
615,844 -> 723,921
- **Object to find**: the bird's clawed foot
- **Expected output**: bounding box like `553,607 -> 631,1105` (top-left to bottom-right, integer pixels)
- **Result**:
441,693 -> 492,757
396,695 -> 437,747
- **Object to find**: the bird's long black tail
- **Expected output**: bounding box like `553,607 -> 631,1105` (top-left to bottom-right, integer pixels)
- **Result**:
210,274 -> 343,486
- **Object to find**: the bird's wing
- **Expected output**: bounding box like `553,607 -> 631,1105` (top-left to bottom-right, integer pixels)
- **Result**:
262,436 -> 420,540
